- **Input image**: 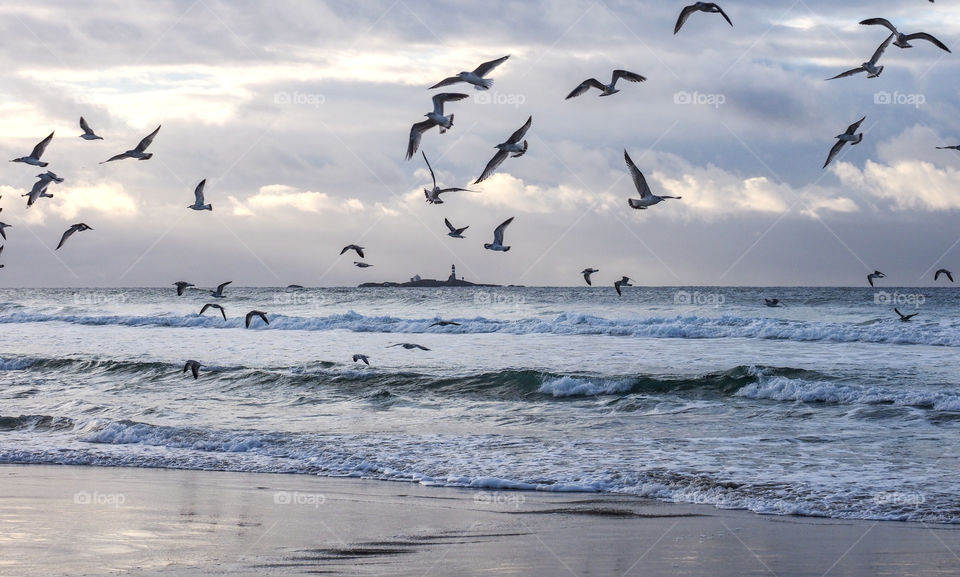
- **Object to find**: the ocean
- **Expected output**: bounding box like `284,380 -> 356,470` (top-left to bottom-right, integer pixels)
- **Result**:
1,285 -> 958,523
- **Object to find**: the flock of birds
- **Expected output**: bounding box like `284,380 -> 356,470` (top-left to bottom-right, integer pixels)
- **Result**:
0,3 -> 956,376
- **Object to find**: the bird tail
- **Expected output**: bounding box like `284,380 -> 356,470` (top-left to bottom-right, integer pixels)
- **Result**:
439,114 -> 454,134
503,246 -> 511,252
512,141 -> 528,158
483,243 -> 492,249
139,153 -> 153,160
204,204 -> 212,210
476,78 -> 493,90
851,134 -> 863,145
38,161 -> 48,167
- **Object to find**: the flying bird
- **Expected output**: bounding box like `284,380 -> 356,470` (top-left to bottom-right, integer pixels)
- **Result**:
936,145 -> 960,151
0,244 -> 4,268
935,268 -> 954,282
867,270 -> 886,287
859,18 -> 950,52
188,179 -> 212,211
823,117 -> 865,168
0,222 -> 10,241
183,360 -> 202,380
23,179 -> 54,208
199,303 -> 227,320
354,261 -> 373,268
422,151 -> 471,204
244,310 -> 269,328
581,268 -> 599,286
10,132 -> 54,167
389,343 -> 430,351
826,33 -> 893,80
614,276 -> 633,296
174,281 -> 194,296
101,124 -> 160,163
36,171 -> 64,184
764,298 -> 784,307
210,281 -> 232,298
429,320 -> 461,327
895,308 -> 918,322
484,217 -> 514,252
406,93 -> 470,160
444,218 -> 468,238
79,117 -> 103,140
352,354 -> 370,365
474,116 -> 532,184
674,3 -> 733,34
429,55 -> 510,90
565,70 -> 646,99
340,244 -> 365,258
624,149 -> 681,209
56,223 -> 92,250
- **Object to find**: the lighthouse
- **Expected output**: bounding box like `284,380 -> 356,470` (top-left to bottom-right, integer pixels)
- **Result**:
448,264 -> 457,283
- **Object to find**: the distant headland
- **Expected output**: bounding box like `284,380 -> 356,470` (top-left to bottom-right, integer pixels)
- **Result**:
358,264 -> 502,288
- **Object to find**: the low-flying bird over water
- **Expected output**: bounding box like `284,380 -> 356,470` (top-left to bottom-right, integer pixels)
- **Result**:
895,308 -> 918,321
860,18 -> 951,52
935,268 -> 954,282
174,281 -> 194,296
581,268 -> 599,285
245,310 -> 269,328
199,303 -> 227,320
827,34 -> 893,80
56,223 -> 92,250
429,55 -> 510,90
484,217 -> 514,252
475,116 -> 532,184
445,218 -> 468,238
0,222 -> 10,240
340,244 -> 365,258
422,152 -> 471,204
566,70 -> 646,99
389,343 -> 430,351
429,320 -> 461,327
614,276 -> 632,296
406,93 -> 469,160
674,3 -> 732,34
101,125 -> 160,163
183,360 -> 202,380
764,298 -> 784,307
824,117 -> 865,168
354,261 -> 373,268
867,270 -> 886,287
10,132 -> 54,167
188,179 -> 212,211
353,354 -> 370,365
79,117 -> 103,140
624,149 -> 681,209
210,281 -> 232,298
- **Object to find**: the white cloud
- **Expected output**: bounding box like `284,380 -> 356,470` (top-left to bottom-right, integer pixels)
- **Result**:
229,184 -> 365,216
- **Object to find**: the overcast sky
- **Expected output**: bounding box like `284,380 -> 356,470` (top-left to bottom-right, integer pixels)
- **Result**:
1,0 -> 959,287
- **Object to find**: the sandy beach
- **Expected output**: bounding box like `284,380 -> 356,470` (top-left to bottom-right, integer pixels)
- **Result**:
0,464 -> 957,576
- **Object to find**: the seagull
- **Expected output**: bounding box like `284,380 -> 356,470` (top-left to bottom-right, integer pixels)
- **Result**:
352,354 -> 370,365
56,223 -> 92,250
354,261 -> 373,268
484,217 -> 514,252
565,70 -> 647,99
935,268 -> 954,282
23,179 -> 54,208
10,132 -> 54,167
895,308 -> 918,322
624,149 -> 681,209
101,125 -> 160,163
36,171 -> 64,184
614,276 -> 633,296
0,244 -> 4,268
340,244 -> 365,258
674,3 -> 733,34
422,151 -> 471,204
867,270 -> 886,287
245,310 -> 269,328
406,93 -> 470,160
860,18 -> 950,52
429,55 -> 510,90
188,179 -> 212,211
824,117 -> 865,168
826,33 -> 893,80
389,343 -> 430,351
0,222 -> 10,240
581,268 -> 599,286
474,116 -> 532,184
429,320 -> 461,327
183,360 -> 202,380
210,281 -> 232,298
199,303 -> 227,320
444,218 -> 468,238
174,281 -> 194,296
764,298 -> 784,307
79,117 -> 103,140
936,145 -> 960,151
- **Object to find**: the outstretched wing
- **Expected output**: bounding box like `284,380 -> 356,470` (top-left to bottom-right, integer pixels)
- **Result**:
826,67 -> 865,80
506,116 -> 533,144
674,5 -> 698,34
624,149 -> 652,198
421,151 -> 437,187
407,120 -> 434,160
431,92 -> 469,115
79,117 -> 95,135
902,32 -> 951,53
565,78 -> 606,99
428,76 -> 463,89
444,218 -> 457,233
493,217 -> 514,245
711,4 -> 733,26
135,125 -> 161,153
869,33 -> 894,65
194,179 -> 206,204
612,69 -> 647,85
474,150 -> 508,184
845,116 -> 866,135
55,227 -> 75,250
216,280 -> 232,292
823,140 -> 845,168
858,18 -> 897,34
31,132 -> 54,159
473,55 -> 510,78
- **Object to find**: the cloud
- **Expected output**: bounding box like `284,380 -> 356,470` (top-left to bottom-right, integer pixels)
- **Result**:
229,184 -> 365,216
